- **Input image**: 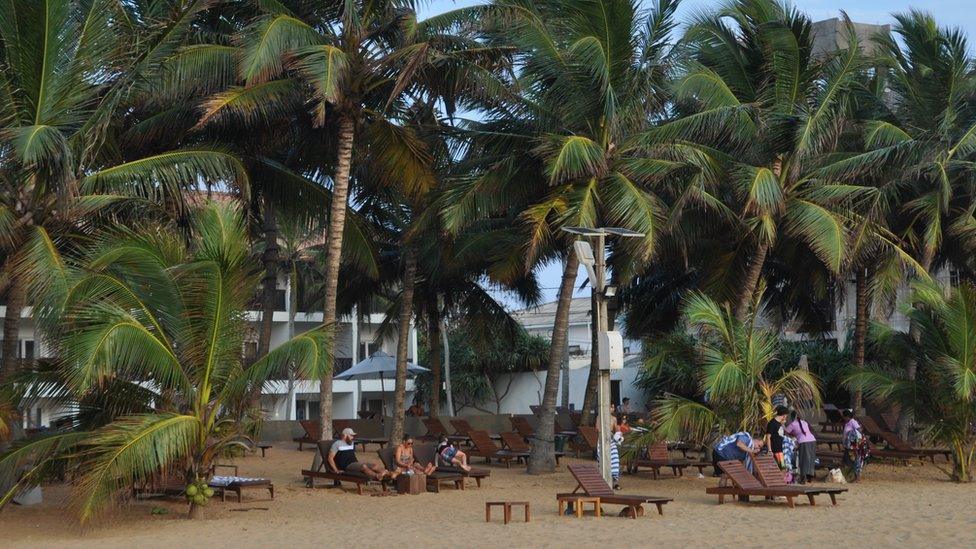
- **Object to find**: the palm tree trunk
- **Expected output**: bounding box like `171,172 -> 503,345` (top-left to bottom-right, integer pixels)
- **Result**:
851,267 -> 869,411
257,197 -> 279,359
896,246 -> 936,439
580,294 -> 599,426
528,253 -> 579,474
428,307 -> 442,418
735,241 -> 769,321
1,276 -> 25,382
391,247 -> 418,444
318,114 -> 355,441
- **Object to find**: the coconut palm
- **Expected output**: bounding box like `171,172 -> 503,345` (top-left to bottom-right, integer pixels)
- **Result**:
646,291 -> 821,445
0,203 -> 331,520
847,280 -> 976,482
446,0 -> 681,474
650,0 -> 866,320
0,0 -> 250,379
196,0 -> 506,440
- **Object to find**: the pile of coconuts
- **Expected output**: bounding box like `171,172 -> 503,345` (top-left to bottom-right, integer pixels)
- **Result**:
185,479 -> 215,506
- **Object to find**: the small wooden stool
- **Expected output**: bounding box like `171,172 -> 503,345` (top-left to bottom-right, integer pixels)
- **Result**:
256,444 -> 272,457
485,501 -> 530,524
557,495 -> 601,518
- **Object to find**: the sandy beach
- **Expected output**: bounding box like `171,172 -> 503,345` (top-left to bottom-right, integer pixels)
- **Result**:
2,445 -> 974,549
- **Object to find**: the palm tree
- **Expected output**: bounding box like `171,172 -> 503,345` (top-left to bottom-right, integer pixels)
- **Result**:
212,0 -> 503,440
0,203 -> 331,520
847,280 -> 976,482
646,291 -> 821,445
651,0 -> 865,320
0,0 -> 249,379
446,0 -> 680,474
822,11 -> 976,397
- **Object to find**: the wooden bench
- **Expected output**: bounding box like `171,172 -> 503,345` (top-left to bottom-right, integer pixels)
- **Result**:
485,501 -> 530,524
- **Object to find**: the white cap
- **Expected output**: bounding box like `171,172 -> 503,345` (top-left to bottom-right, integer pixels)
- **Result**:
341,427 -> 356,437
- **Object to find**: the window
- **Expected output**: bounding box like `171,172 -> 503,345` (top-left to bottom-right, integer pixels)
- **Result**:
610,380 -> 621,408
296,399 -> 307,421
23,340 -> 34,360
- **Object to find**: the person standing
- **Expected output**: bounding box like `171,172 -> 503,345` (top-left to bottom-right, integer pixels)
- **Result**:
784,411 -> 817,483
764,406 -> 790,468
841,409 -> 870,482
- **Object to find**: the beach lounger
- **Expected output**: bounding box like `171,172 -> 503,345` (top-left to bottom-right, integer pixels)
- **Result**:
819,404 -> 844,432
572,425 -> 600,458
752,454 -> 847,504
499,432 -> 563,464
706,461 -> 817,508
301,440 -> 383,495
294,420 -> 319,450
375,445 -> 464,492
510,416 -> 535,439
631,441 -> 708,479
413,441 -> 490,487
467,430 -> 529,467
209,476 -> 275,503
450,419 -> 501,441
423,418 -> 469,445
530,405 -> 542,416
557,464 -> 672,519
859,417 -> 949,462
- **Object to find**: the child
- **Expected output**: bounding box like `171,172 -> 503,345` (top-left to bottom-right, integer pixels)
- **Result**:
436,435 -> 472,472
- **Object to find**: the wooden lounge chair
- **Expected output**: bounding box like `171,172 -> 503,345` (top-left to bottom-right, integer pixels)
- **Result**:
413,441 -> 490,487
557,464 -> 672,519
499,432 -> 563,464
752,454 -> 847,504
294,420 -> 319,450
467,430 -> 529,467
819,404 -> 844,432
423,418 -> 468,444
859,417 -> 949,462
631,441 -> 708,479
451,419 -> 502,441
301,440 -> 383,495
375,445 -> 464,492
573,425 -> 600,458
706,460 -> 816,508
529,405 -> 542,416
510,416 -> 535,439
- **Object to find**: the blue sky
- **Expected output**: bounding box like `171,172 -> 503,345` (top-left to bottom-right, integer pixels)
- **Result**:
419,0 -> 976,308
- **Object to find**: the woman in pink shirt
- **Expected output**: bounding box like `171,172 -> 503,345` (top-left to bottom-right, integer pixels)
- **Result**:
784,411 -> 817,484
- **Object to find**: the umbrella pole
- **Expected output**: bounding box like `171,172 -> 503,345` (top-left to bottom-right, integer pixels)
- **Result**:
380,372 -> 386,418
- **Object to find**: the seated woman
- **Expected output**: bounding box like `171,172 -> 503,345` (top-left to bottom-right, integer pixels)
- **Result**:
394,434 -> 436,475
436,435 -> 472,472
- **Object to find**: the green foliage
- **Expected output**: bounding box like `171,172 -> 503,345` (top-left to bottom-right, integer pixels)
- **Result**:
847,281 -> 976,482
416,325 -> 550,413
643,291 -> 821,445
0,203 -> 332,520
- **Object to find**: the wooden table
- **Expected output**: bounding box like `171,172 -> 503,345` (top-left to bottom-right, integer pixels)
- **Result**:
557,495 -> 601,518
485,501 -> 530,524
256,444 -> 272,457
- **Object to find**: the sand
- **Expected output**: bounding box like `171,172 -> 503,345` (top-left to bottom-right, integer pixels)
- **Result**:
2,446 -> 975,549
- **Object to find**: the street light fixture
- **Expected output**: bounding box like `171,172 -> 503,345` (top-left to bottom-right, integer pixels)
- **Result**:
560,226 -> 645,484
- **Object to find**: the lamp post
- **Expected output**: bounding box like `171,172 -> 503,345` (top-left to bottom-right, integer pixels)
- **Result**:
561,227 -> 643,484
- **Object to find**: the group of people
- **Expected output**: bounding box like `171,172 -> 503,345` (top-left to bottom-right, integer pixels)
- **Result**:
322,428 -> 474,482
712,405 -> 870,484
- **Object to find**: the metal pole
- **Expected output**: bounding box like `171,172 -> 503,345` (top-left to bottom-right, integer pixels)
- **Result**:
595,233 -> 612,485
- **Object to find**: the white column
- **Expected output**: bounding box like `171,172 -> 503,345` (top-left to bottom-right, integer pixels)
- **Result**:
351,305 -> 359,363
410,320 -> 418,362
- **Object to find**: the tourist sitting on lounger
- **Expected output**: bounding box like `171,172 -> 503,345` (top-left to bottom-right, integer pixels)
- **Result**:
712,431 -> 763,476
395,434 -> 436,475
436,436 -> 472,471
328,428 -> 389,480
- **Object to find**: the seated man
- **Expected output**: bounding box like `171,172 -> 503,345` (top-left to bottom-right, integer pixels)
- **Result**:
328,428 -> 389,481
712,431 -> 764,476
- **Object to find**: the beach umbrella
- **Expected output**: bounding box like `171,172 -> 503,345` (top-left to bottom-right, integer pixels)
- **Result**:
333,351 -> 429,415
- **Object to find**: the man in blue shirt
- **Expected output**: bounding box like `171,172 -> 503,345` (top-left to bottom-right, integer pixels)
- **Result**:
712,431 -> 764,476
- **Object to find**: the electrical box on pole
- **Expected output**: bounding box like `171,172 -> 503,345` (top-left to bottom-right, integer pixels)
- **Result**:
598,331 -> 624,370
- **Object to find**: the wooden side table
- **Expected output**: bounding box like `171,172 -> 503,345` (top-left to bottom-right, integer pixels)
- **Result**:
256,444 -> 272,457
557,495 -> 601,518
485,501 -> 530,524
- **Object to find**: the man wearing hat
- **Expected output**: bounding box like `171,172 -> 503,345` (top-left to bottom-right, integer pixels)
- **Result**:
327,427 -> 390,480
